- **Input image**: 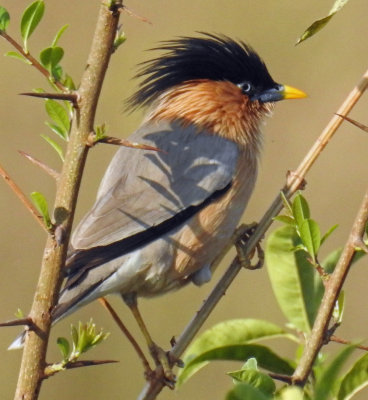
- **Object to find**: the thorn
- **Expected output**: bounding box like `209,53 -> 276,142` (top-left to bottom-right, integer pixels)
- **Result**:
118,5 -> 152,24
0,317 -> 34,328
20,91 -> 78,106
18,150 -> 59,180
336,114 -> 368,133
97,136 -> 164,152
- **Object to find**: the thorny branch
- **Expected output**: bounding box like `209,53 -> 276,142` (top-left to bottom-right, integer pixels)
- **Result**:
138,67 -> 368,400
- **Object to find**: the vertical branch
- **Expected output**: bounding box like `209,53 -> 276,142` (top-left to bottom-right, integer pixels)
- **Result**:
14,2 -> 122,400
292,188 -> 368,385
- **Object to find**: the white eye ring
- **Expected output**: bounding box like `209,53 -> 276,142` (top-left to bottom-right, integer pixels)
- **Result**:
238,82 -> 252,93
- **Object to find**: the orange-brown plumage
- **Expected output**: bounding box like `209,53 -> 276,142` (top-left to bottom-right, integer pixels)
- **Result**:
147,80 -> 273,149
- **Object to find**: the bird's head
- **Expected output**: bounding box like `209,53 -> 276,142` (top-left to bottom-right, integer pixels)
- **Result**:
128,33 -> 306,145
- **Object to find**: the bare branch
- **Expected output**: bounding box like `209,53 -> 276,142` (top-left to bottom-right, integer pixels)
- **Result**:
0,162 -> 49,233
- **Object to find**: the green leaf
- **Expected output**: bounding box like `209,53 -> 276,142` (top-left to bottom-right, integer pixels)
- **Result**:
40,46 -> 64,77
273,215 -> 295,226
41,134 -> 64,161
15,308 -> 24,318
321,224 -> 338,245
296,0 -> 350,45
20,0 -> 45,52
299,218 -> 321,260
0,6 -> 10,31
292,193 -> 310,229
30,191 -> 52,228
45,99 -> 70,139
266,226 -> 324,333
45,121 -> 67,140
113,31 -> 126,51
4,51 -> 31,64
56,337 -> 70,360
178,319 -> 295,385
51,24 -> 68,47
338,352 -> 368,400
228,369 -> 276,395
276,386 -> 304,400
280,191 -> 293,215
226,383 -> 271,400
62,74 -> 76,90
314,344 -> 355,400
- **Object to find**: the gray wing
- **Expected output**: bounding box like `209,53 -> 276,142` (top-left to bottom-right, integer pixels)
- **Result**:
66,120 -> 240,273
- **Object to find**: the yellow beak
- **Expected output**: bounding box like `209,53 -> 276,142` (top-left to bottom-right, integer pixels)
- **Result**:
281,84 -> 308,100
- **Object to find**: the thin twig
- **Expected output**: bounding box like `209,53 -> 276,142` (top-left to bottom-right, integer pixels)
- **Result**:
138,66 -> 368,400
336,114 -> 368,133
292,188 -> 368,385
0,162 -> 48,233
18,151 -> 59,180
0,32 -> 67,93
329,335 -> 368,352
44,359 -> 118,378
119,5 -> 152,24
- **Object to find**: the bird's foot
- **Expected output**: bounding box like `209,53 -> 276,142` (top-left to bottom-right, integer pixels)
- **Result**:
235,222 -> 264,270
148,343 -> 177,389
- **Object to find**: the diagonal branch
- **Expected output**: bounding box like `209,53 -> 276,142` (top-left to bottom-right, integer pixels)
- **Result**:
0,162 -> 48,233
137,66 -> 368,400
0,32 -> 68,93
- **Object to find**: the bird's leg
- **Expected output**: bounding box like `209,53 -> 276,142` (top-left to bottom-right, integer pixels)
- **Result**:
235,222 -> 264,270
98,297 -> 153,379
122,293 -> 176,388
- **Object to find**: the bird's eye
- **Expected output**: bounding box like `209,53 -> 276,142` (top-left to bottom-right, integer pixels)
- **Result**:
237,81 -> 253,95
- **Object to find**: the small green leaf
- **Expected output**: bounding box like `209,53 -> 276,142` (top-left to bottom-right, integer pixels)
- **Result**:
20,0 -> 45,52
338,352 -> 368,400
276,386 -> 304,400
228,369 -> 276,395
280,191 -> 293,215
95,124 -> 107,141
15,308 -> 24,318
321,224 -> 338,245
273,215 -> 295,226
45,99 -> 70,139
40,46 -> 64,77
62,74 -> 76,90
5,51 -> 31,64
56,337 -> 70,360
30,191 -> 52,228
299,218 -> 321,260
266,226 -> 324,333
45,121 -> 67,140
0,6 -> 10,31
296,0 -> 350,45
41,134 -> 64,161
113,31 -> 126,51
51,24 -> 68,47
292,193 -> 310,229
226,383 -> 271,400
315,344 -> 355,400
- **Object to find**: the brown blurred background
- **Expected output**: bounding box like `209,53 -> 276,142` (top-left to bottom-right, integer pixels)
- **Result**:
1,1 -> 368,399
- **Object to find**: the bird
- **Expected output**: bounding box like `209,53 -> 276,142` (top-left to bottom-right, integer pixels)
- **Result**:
9,34 -> 306,364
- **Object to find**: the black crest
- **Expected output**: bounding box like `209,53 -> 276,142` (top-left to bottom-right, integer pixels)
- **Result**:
128,33 -> 276,109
